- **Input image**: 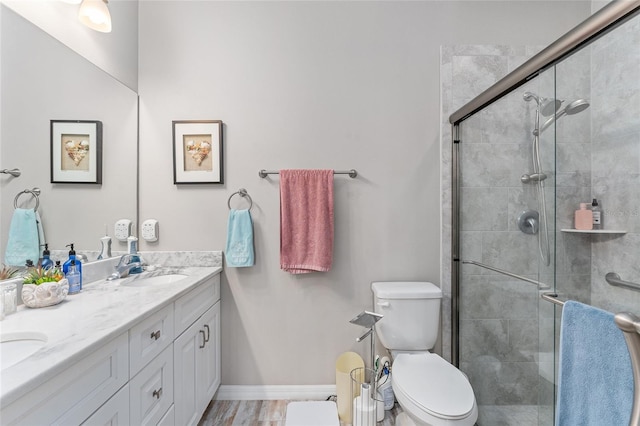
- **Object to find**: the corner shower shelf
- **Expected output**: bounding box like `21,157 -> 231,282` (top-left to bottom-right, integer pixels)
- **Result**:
561,228 -> 627,234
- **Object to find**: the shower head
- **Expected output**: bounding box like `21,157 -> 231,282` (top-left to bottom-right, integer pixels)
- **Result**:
536,98 -> 590,135
564,98 -> 590,115
523,91 -> 562,117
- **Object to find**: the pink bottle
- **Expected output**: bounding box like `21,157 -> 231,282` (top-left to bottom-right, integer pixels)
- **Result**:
575,203 -> 593,230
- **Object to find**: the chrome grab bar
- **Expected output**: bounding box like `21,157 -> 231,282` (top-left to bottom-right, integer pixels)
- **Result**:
606,272 -> 640,292
461,260 -> 550,289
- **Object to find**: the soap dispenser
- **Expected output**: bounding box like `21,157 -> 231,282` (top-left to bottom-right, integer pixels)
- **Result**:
66,260 -> 81,295
63,243 -> 83,286
575,203 -> 593,230
41,244 -> 54,270
127,235 -> 143,274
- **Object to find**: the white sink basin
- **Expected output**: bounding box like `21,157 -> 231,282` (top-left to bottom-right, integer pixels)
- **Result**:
1,331 -> 48,370
120,274 -> 188,287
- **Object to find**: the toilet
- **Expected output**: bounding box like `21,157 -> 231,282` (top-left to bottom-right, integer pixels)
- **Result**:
372,281 -> 478,426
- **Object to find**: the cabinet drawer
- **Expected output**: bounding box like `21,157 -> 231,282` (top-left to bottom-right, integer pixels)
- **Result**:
174,274 -> 220,336
129,304 -> 174,377
81,384 -> 129,426
129,345 -> 174,426
2,333 -> 129,425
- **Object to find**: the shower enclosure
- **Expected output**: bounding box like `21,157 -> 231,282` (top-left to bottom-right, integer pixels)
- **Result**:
447,2 -> 640,425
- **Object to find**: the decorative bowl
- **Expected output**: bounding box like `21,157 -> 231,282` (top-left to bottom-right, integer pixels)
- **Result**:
21,279 -> 69,308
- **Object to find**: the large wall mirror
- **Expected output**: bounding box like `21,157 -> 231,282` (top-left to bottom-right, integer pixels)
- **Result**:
1,5 -> 138,263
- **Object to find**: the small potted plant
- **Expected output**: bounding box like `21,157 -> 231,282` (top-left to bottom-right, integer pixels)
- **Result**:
0,264 -> 19,281
22,264 -> 69,308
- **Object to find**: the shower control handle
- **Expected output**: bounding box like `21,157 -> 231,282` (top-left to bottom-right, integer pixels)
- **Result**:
521,172 -> 547,183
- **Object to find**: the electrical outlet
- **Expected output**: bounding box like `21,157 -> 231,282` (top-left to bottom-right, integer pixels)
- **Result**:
114,219 -> 132,241
141,219 -> 159,242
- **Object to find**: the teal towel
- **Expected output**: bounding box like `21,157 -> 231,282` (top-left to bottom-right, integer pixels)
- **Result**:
5,208 -> 40,266
556,301 -> 633,426
225,209 -> 255,267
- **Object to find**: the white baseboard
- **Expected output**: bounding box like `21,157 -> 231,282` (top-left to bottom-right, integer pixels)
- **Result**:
215,385 -> 337,401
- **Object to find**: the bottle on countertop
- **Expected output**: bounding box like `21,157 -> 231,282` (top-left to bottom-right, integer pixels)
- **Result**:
66,260 -> 81,295
591,198 -> 603,229
62,243 -> 82,287
575,202 -> 593,230
53,261 -> 64,282
25,259 -> 36,275
97,225 -> 112,260
41,244 -> 54,270
127,235 -> 143,274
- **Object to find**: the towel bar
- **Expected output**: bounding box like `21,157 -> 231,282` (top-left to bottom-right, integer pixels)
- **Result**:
259,169 -> 358,178
1,168 -> 21,177
462,260 -> 550,289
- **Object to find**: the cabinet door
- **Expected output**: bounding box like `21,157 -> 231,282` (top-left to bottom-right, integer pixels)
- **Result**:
173,316 -> 202,426
197,301 -> 221,415
129,345 -> 174,426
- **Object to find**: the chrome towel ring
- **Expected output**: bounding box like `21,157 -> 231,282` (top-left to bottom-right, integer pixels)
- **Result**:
14,188 -> 41,211
227,188 -> 253,211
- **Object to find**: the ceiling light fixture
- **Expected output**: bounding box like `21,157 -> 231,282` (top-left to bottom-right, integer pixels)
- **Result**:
78,0 -> 112,33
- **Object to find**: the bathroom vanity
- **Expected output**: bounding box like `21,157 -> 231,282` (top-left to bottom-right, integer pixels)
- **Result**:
0,266 -> 221,426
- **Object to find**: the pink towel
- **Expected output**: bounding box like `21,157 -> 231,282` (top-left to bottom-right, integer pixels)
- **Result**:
280,169 -> 334,274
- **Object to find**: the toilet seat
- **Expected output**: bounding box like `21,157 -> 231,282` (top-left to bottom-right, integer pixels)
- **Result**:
392,353 -> 476,423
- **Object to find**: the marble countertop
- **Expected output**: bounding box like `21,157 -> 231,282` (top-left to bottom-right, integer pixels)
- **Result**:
0,265 -> 222,407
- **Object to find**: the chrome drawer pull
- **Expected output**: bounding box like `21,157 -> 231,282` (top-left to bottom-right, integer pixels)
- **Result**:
204,324 -> 210,343
152,388 -> 163,399
150,330 -> 161,340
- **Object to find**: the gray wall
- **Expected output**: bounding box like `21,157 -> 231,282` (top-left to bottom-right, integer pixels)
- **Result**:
587,10 -> 640,313
138,1 -> 589,385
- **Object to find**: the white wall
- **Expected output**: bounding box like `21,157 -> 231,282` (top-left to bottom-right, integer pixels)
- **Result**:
0,0 -> 138,90
138,1 -> 589,386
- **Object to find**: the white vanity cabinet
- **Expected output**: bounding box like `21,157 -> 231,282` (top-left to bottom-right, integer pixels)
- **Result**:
173,277 -> 221,426
1,333 -> 130,425
1,270 -> 221,426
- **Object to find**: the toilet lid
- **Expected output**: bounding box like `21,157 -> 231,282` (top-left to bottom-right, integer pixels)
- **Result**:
392,353 -> 475,420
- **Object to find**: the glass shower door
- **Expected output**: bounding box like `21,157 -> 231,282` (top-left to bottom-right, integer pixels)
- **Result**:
456,70 -> 557,425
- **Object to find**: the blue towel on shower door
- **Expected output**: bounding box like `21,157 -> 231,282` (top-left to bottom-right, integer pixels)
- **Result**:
556,301 -> 633,426
225,209 -> 255,267
4,208 -> 40,266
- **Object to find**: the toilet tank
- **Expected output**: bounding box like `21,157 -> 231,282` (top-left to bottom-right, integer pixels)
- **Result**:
371,281 -> 442,351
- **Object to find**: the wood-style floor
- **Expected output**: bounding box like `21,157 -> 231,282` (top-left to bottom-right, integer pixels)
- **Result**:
198,399 -> 403,426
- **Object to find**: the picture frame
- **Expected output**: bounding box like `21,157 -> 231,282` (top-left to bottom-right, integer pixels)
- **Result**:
50,120 -> 102,184
172,120 -> 223,184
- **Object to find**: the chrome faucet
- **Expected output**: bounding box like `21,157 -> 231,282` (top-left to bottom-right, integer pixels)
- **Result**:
106,254 -> 143,281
